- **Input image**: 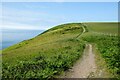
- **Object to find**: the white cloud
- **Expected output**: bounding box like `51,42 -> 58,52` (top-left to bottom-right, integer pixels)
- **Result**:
1,2 -> 79,31
2,22 -> 48,30
2,6 -> 46,17
2,4 -> 68,30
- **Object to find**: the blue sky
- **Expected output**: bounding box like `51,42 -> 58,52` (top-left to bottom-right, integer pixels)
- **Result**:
2,2 -> 118,30
1,0 -> 119,2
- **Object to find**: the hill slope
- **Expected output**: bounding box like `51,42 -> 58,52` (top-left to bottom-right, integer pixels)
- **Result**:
84,22 -> 118,34
2,22 -> 119,79
3,23 -> 84,64
2,23 -> 86,79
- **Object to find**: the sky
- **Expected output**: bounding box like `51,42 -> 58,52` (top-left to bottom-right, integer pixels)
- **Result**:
1,2 -> 118,30
1,0 -> 119,2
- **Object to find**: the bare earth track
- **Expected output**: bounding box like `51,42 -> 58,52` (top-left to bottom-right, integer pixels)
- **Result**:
60,26 -> 112,78
61,44 -> 97,78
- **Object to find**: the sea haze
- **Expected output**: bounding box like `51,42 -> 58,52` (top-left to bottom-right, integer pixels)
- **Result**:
2,29 -> 45,50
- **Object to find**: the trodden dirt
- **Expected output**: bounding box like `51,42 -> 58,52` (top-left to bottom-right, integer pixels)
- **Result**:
61,44 -> 97,78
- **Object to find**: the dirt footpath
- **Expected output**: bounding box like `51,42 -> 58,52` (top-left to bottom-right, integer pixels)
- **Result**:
61,44 -> 97,78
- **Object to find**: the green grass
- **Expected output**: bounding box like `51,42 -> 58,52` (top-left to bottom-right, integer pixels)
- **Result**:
2,23 -> 83,65
2,23 -> 86,79
93,44 -> 114,78
84,22 -> 118,34
81,32 -> 120,79
2,22 -> 119,79
3,39 -> 85,79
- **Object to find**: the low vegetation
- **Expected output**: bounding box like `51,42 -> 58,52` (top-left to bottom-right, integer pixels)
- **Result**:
2,22 -> 119,79
82,32 -> 120,79
2,39 -> 85,79
84,22 -> 118,34
2,23 -> 85,79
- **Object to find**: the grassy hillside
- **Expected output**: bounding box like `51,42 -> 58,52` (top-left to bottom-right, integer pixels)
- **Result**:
2,22 -> 119,79
2,23 -> 86,79
2,23 -> 84,65
80,22 -> 119,78
84,22 -> 118,34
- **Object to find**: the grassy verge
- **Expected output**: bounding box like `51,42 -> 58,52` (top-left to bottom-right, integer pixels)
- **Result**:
92,44 -> 114,78
81,33 -> 120,79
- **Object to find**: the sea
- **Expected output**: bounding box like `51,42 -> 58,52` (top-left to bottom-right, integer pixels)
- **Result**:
1,29 -> 45,50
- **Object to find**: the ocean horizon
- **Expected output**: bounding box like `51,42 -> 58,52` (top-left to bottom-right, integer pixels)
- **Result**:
1,29 -> 45,50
